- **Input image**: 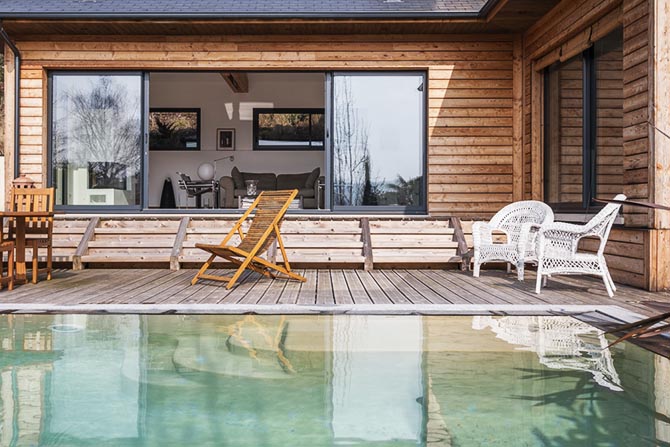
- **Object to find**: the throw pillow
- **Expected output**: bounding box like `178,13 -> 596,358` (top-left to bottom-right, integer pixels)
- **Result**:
305,167 -> 320,188
231,167 -> 244,189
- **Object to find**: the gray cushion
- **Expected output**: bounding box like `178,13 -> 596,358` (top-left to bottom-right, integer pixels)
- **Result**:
277,173 -> 310,190
231,167 -> 244,189
242,172 -> 277,191
298,188 -> 315,198
305,167 -> 320,188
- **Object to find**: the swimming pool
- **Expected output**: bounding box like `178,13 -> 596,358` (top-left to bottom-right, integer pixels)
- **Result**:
0,314 -> 668,446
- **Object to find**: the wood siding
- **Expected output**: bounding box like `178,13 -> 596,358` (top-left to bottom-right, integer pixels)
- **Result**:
3,4 -> 665,290
521,0 -> 660,289
622,0 -> 653,228
11,34 -> 517,219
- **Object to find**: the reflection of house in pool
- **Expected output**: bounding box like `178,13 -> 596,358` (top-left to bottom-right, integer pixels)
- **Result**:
0,314 -> 668,446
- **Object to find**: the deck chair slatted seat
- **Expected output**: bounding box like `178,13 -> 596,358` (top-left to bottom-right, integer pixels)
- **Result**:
191,189 -> 306,289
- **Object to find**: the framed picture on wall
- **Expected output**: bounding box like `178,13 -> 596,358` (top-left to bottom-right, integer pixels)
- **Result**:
149,108 -> 201,151
217,128 -> 236,150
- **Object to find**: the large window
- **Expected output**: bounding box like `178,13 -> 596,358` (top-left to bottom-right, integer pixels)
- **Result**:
544,29 -> 623,210
50,73 -> 144,208
331,73 -> 426,211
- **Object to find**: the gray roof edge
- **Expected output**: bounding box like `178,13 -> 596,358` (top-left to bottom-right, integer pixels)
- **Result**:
0,11 -> 483,20
0,0 -> 501,21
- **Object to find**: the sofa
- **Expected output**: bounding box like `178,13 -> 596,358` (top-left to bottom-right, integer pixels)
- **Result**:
220,166 -> 323,209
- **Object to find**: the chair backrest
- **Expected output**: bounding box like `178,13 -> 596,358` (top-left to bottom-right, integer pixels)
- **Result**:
10,187 -> 55,238
583,194 -> 626,255
236,190 -> 298,254
489,200 -> 554,244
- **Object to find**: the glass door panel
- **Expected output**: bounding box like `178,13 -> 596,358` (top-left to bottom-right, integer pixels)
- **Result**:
331,73 -> 425,212
51,73 -> 143,208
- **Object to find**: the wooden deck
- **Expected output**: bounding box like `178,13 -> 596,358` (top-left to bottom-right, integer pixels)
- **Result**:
1,268 -> 668,319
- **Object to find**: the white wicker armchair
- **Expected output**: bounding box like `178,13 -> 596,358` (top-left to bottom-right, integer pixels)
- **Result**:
472,201 -> 554,280
535,194 -> 625,297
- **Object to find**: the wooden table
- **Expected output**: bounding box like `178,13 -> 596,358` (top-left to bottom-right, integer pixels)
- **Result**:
0,211 -> 54,282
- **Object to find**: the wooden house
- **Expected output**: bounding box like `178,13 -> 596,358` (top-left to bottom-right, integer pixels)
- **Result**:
1,0 -> 668,290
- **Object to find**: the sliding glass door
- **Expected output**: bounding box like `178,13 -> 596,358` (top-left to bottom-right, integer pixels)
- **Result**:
331,73 -> 426,212
50,73 -> 145,209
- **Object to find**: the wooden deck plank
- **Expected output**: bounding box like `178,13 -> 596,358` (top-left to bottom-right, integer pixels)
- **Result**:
221,271 -> 266,305
386,270 -> 452,304
431,269 -> 513,305
446,270 -> 550,306
256,278 -> 290,305
297,269 -> 318,305
316,270 -> 335,305
330,270 -> 354,305
369,270 -> 412,305
355,270 -> 392,304
276,269 -> 304,305
134,271 -> 195,304
100,270 -> 178,305
342,270 -> 372,304
1,270 -> 111,302
171,269 -> 251,305
409,270 -> 483,304
79,270 -> 173,305
379,270 -> 432,305
1,268 -> 669,318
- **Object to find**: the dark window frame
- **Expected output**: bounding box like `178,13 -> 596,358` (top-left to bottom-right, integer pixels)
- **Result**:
543,46 -> 601,212
329,71 -> 428,214
47,71 -> 146,212
252,107 -> 325,151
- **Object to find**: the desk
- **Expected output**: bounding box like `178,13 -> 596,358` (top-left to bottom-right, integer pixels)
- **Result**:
0,211 -> 54,282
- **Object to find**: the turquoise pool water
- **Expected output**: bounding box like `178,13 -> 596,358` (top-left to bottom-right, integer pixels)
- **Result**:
0,314 -> 668,446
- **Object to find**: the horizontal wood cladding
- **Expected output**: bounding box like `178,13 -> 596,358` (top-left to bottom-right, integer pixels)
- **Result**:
521,0 -> 659,290
15,34 -> 517,219
622,0 -> 652,228
523,0 -> 653,227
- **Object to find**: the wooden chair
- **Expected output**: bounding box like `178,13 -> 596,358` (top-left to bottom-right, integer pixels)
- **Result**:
9,187 -> 55,284
191,189 -> 306,289
0,241 -> 15,291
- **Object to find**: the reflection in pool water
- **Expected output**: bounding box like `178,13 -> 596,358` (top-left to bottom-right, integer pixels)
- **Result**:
0,314 -> 668,446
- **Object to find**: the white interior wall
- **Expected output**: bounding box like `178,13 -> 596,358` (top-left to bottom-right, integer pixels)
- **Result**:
148,72 -> 325,207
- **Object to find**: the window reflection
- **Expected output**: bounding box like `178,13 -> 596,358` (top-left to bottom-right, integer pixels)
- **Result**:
332,74 -> 425,209
51,74 -> 143,207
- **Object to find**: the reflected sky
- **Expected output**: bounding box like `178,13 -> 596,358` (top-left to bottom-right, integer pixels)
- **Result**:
0,314 -> 668,446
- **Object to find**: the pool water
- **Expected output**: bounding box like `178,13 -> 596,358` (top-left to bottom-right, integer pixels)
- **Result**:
0,314 -> 668,446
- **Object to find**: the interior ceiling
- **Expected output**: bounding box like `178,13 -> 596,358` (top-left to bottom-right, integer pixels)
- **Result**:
4,0 -> 562,36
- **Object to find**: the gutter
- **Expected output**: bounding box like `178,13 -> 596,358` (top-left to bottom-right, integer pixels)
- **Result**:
0,22 -> 20,179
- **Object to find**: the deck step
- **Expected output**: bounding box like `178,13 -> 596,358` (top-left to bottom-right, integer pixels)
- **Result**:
52,215 -> 473,269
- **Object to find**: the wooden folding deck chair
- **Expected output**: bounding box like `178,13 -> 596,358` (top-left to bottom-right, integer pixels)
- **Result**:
191,189 -> 306,289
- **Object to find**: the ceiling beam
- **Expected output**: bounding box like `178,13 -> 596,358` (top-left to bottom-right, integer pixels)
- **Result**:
220,72 -> 249,93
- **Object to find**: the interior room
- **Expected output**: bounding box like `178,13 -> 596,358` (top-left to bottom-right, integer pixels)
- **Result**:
148,71 -> 327,210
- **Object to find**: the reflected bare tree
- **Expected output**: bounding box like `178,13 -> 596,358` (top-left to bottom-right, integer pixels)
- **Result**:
53,76 -> 141,189
333,78 -> 382,206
